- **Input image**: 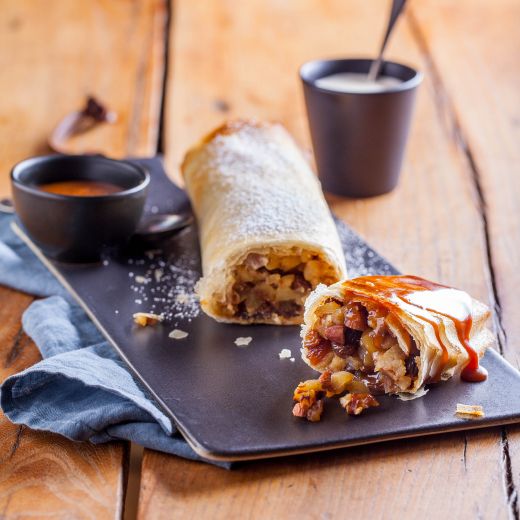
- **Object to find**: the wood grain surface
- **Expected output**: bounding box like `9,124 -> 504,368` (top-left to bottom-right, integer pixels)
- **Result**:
0,286 -> 126,519
0,0 -> 166,198
1,0 -> 519,518
0,1 -> 167,518
138,1 -> 518,518
410,0 -> 520,513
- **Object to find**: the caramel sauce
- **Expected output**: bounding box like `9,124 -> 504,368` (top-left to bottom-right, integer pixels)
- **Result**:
306,343 -> 333,365
38,180 -> 122,197
344,275 -> 486,383
305,332 -> 333,365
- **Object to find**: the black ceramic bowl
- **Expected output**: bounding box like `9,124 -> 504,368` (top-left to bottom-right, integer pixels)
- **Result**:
11,155 -> 149,263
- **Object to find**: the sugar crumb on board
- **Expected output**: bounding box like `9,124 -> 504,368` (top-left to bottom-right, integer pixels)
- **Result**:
169,329 -> 189,340
234,336 -> 252,347
278,348 -> 292,359
127,246 -> 201,322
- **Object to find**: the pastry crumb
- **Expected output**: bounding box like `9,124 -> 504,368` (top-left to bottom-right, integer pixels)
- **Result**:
176,293 -> 189,304
133,312 -> 164,327
456,403 -> 484,418
135,275 -> 148,284
234,336 -> 252,347
169,329 -> 189,340
279,348 -> 292,359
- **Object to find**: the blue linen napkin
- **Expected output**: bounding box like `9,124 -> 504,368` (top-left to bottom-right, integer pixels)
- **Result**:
0,213 -> 229,467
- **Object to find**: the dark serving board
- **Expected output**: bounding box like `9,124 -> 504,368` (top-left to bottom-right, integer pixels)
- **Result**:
15,157 -> 520,461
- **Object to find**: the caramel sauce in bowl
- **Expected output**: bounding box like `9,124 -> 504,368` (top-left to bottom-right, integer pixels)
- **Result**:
11,155 -> 149,263
38,180 -> 122,197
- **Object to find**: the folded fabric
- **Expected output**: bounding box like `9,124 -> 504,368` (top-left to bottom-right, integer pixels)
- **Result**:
0,213 -> 229,468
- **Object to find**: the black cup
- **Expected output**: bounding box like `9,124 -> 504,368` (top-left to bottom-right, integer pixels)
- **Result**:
11,155 -> 149,263
301,58 -> 422,198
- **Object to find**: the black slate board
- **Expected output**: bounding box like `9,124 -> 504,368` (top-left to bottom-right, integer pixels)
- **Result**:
15,157 -> 520,461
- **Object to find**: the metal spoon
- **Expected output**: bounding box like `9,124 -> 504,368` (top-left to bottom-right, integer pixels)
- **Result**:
367,0 -> 408,82
133,212 -> 193,243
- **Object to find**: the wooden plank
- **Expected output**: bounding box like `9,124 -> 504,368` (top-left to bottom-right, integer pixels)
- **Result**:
0,0 -> 167,517
139,430 -> 503,520
410,0 -> 520,373
139,1 -> 511,518
0,0 -> 167,196
408,0 -> 520,514
0,287 -> 126,519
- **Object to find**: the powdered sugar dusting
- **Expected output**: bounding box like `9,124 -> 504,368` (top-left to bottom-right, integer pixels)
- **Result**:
127,245 -> 200,322
184,122 -> 346,277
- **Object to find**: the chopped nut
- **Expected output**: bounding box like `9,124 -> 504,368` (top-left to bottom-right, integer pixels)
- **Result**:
340,393 -> 380,416
169,329 -> 189,340
456,403 -> 484,418
234,336 -> 252,347
318,370 -> 333,391
318,370 -> 354,397
135,275 -> 148,284
293,378 -> 324,419
292,398 -> 324,422
133,312 -> 164,327
292,402 -> 308,418
306,399 -> 324,422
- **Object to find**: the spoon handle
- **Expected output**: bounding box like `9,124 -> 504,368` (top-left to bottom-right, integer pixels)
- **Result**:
368,0 -> 407,81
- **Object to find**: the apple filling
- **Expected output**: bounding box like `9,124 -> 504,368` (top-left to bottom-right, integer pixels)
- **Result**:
218,248 -> 338,323
303,298 -> 421,394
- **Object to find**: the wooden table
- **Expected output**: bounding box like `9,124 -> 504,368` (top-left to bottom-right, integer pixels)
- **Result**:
1,1 -> 519,518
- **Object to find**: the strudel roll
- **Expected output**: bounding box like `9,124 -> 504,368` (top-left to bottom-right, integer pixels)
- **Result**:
182,120 -> 346,324
301,275 -> 493,395
293,275 -> 494,421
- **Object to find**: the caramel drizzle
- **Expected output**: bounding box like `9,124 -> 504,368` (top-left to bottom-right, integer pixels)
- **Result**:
343,275 -> 486,382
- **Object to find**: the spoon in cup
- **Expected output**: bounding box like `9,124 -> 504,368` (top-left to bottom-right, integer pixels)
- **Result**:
367,0 -> 408,82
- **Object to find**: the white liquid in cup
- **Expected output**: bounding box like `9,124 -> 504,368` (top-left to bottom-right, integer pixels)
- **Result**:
315,72 -> 402,93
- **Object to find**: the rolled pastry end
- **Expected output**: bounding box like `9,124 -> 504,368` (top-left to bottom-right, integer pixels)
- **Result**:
182,119 -> 347,325
198,245 -> 343,325
300,275 -> 494,397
